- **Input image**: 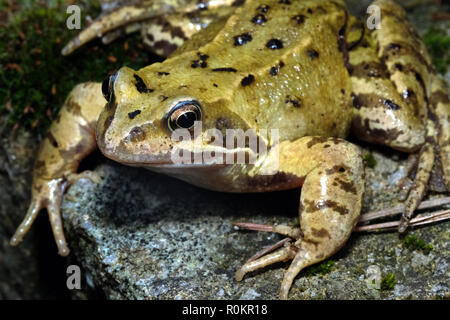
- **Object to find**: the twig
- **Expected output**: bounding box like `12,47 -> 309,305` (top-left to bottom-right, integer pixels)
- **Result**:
359,197 -> 450,222
354,209 -> 450,232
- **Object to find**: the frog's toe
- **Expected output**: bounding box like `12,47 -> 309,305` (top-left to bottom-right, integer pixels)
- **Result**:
11,177 -> 70,256
10,199 -> 42,247
398,135 -> 435,233
235,238 -> 326,299
235,245 -> 297,283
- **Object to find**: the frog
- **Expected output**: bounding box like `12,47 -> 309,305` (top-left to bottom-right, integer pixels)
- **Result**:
10,0 -> 450,299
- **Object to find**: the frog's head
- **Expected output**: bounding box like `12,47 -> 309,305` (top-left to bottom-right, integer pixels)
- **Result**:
96,66 -> 253,167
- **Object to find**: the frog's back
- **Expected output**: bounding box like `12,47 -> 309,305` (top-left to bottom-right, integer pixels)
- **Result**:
140,0 -> 354,141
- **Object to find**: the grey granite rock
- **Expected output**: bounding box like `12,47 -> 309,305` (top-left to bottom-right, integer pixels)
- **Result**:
61,143 -> 449,299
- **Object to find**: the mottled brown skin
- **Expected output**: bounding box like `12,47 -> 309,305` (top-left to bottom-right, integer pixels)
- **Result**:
11,0 -> 450,299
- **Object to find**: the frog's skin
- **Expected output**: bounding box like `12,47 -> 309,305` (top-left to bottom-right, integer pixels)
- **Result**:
11,0 -> 450,299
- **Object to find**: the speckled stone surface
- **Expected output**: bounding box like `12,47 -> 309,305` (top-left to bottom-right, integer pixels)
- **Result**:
61,143 -> 450,299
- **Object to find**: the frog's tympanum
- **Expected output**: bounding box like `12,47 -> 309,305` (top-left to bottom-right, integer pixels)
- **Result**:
11,0 -> 450,299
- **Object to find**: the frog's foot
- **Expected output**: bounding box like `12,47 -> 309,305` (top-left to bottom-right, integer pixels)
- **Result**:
10,177 -> 69,255
10,171 -> 102,256
235,137 -> 365,299
234,224 -> 340,300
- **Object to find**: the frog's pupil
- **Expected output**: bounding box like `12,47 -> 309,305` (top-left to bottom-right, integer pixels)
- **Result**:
177,111 -> 197,129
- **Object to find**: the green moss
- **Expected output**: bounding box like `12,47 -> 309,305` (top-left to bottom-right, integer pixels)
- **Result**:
0,0 -> 151,134
422,27 -> 450,75
380,272 -> 396,291
363,153 -> 377,169
403,234 -> 433,255
303,260 -> 335,276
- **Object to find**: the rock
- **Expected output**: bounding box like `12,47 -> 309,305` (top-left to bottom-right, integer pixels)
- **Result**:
60,147 -> 450,299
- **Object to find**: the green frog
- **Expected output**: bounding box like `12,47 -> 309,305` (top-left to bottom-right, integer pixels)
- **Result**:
10,0 -> 450,299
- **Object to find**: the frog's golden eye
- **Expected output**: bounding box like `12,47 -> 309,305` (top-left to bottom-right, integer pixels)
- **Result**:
101,73 -> 117,101
167,101 -> 202,131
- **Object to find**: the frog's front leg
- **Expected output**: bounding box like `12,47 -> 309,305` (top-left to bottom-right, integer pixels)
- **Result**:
10,82 -> 105,255
235,137 -> 365,299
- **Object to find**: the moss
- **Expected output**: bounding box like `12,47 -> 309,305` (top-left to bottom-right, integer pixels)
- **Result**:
380,272 -> 396,291
422,27 -> 450,75
303,260 -> 335,276
0,0 -> 152,134
363,153 -> 377,169
403,234 -> 433,255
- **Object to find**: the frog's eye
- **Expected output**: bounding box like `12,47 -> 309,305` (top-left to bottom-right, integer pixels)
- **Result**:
101,73 -> 117,101
167,101 -> 202,131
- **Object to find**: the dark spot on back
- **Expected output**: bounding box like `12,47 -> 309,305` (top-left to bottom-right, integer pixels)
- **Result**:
307,49 -> 319,59
285,95 -> 301,108
251,14 -> 267,25
233,33 -> 252,46
191,52 -> 208,68
241,74 -> 255,86
266,39 -> 283,50
292,15 -> 305,24
134,74 -> 153,93
279,0 -> 291,4
232,0 -> 246,6
191,60 -> 207,68
212,67 -> 237,72
269,61 -> 284,76
257,4 -> 270,13
128,110 -> 141,119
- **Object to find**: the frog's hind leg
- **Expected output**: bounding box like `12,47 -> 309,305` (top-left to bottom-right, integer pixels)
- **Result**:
351,0 -> 445,232
10,82 -> 105,255
62,0 -> 238,56
235,137 -> 365,299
